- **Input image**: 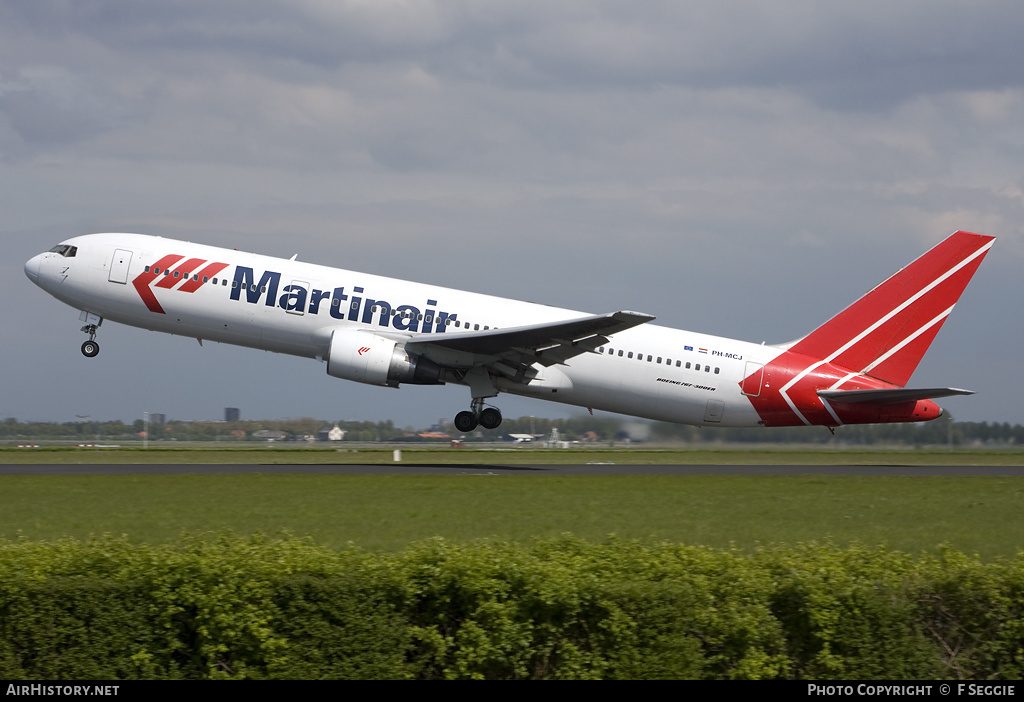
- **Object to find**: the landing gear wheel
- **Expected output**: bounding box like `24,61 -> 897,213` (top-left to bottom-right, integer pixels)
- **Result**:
479,407 -> 502,430
454,411 -> 478,432
80,321 -> 100,358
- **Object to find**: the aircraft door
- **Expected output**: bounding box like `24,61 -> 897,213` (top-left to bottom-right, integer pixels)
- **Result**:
108,249 -> 133,284
283,280 -> 310,316
741,362 -> 764,397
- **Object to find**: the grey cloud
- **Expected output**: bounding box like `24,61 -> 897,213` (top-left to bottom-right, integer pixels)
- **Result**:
7,2 -> 1024,106
0,69 -> 144,150
3,2 -> 1023,425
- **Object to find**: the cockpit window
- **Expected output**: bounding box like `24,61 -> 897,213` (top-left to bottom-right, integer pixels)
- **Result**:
48,244 -> 77,258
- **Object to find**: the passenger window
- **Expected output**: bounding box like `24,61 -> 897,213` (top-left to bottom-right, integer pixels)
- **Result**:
617,350 -> 623,357
627,352 -> 633,359
685,362 -> 691,369
714,367 -> 720,374
647,355 -> 652,362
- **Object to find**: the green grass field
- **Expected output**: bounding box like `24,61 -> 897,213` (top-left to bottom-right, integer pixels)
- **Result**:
4,444 -> 1024,464
2,445 -> 1022,557
1,471 -> 1022,558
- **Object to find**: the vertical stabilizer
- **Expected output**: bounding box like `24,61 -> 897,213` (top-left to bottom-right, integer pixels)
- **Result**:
787,230 -> 994,387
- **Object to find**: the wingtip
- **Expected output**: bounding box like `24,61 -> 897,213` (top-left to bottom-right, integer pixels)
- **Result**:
617,310 -> 656,322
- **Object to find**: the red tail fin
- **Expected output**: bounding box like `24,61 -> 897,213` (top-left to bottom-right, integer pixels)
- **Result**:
787,231 -> 994,387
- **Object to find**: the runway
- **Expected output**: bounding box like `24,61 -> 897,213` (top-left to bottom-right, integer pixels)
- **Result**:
3,463 -> 1024,476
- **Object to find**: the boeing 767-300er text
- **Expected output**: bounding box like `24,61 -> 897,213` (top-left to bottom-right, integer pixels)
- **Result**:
24,230 -> 993,431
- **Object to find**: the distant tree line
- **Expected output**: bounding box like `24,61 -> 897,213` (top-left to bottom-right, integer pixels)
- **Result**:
2,414 -> 1023,445
0,417 -> 403,443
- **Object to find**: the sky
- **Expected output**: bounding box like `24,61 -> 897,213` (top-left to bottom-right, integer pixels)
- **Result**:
3,1 -> 1023,428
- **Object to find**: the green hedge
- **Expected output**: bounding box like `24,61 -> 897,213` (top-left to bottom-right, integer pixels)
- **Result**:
0,535 -> 1021,679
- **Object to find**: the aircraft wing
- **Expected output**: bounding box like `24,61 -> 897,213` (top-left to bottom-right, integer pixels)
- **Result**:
817,387 -> 974,404
405,310 -> 654,378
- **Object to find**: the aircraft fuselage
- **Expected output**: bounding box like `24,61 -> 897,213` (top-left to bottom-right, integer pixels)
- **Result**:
25,231 -> 993,429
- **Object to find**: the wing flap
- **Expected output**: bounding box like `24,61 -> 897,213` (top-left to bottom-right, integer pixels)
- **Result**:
405,310 -> 654,376
408,310 -> 653,355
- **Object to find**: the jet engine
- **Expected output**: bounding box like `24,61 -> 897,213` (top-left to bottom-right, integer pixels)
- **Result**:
326,328 -> 442,387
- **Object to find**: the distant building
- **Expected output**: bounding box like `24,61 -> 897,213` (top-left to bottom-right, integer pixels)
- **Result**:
225,407 -> 240,422
507,434 -> 537,443
149,413 -> 167,425
318,424 -> 346,441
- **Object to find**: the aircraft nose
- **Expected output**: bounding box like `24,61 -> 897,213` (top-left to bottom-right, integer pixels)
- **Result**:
24,253 -> 42,283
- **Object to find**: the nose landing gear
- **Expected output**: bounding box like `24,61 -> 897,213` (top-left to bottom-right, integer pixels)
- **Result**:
81,337 -> 99,358
79,313 -> 102,358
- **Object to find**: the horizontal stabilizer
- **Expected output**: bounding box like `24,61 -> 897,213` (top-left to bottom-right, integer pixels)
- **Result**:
818,387 -> 974,405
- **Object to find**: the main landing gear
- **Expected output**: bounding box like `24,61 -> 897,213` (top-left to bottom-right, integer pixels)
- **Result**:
454,398 -> 502,432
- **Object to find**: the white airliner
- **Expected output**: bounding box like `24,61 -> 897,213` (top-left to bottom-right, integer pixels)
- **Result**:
24,230 -> 993,431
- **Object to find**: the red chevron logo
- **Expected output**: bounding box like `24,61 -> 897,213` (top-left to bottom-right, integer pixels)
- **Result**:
132,255 -> 229,313
358,346 -> 371,356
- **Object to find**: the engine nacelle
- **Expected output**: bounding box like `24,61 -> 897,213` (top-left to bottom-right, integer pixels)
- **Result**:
326,328 -> 442,387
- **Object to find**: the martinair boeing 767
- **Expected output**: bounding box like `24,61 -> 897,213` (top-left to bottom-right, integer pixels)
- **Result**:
24,230 -> 993,431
